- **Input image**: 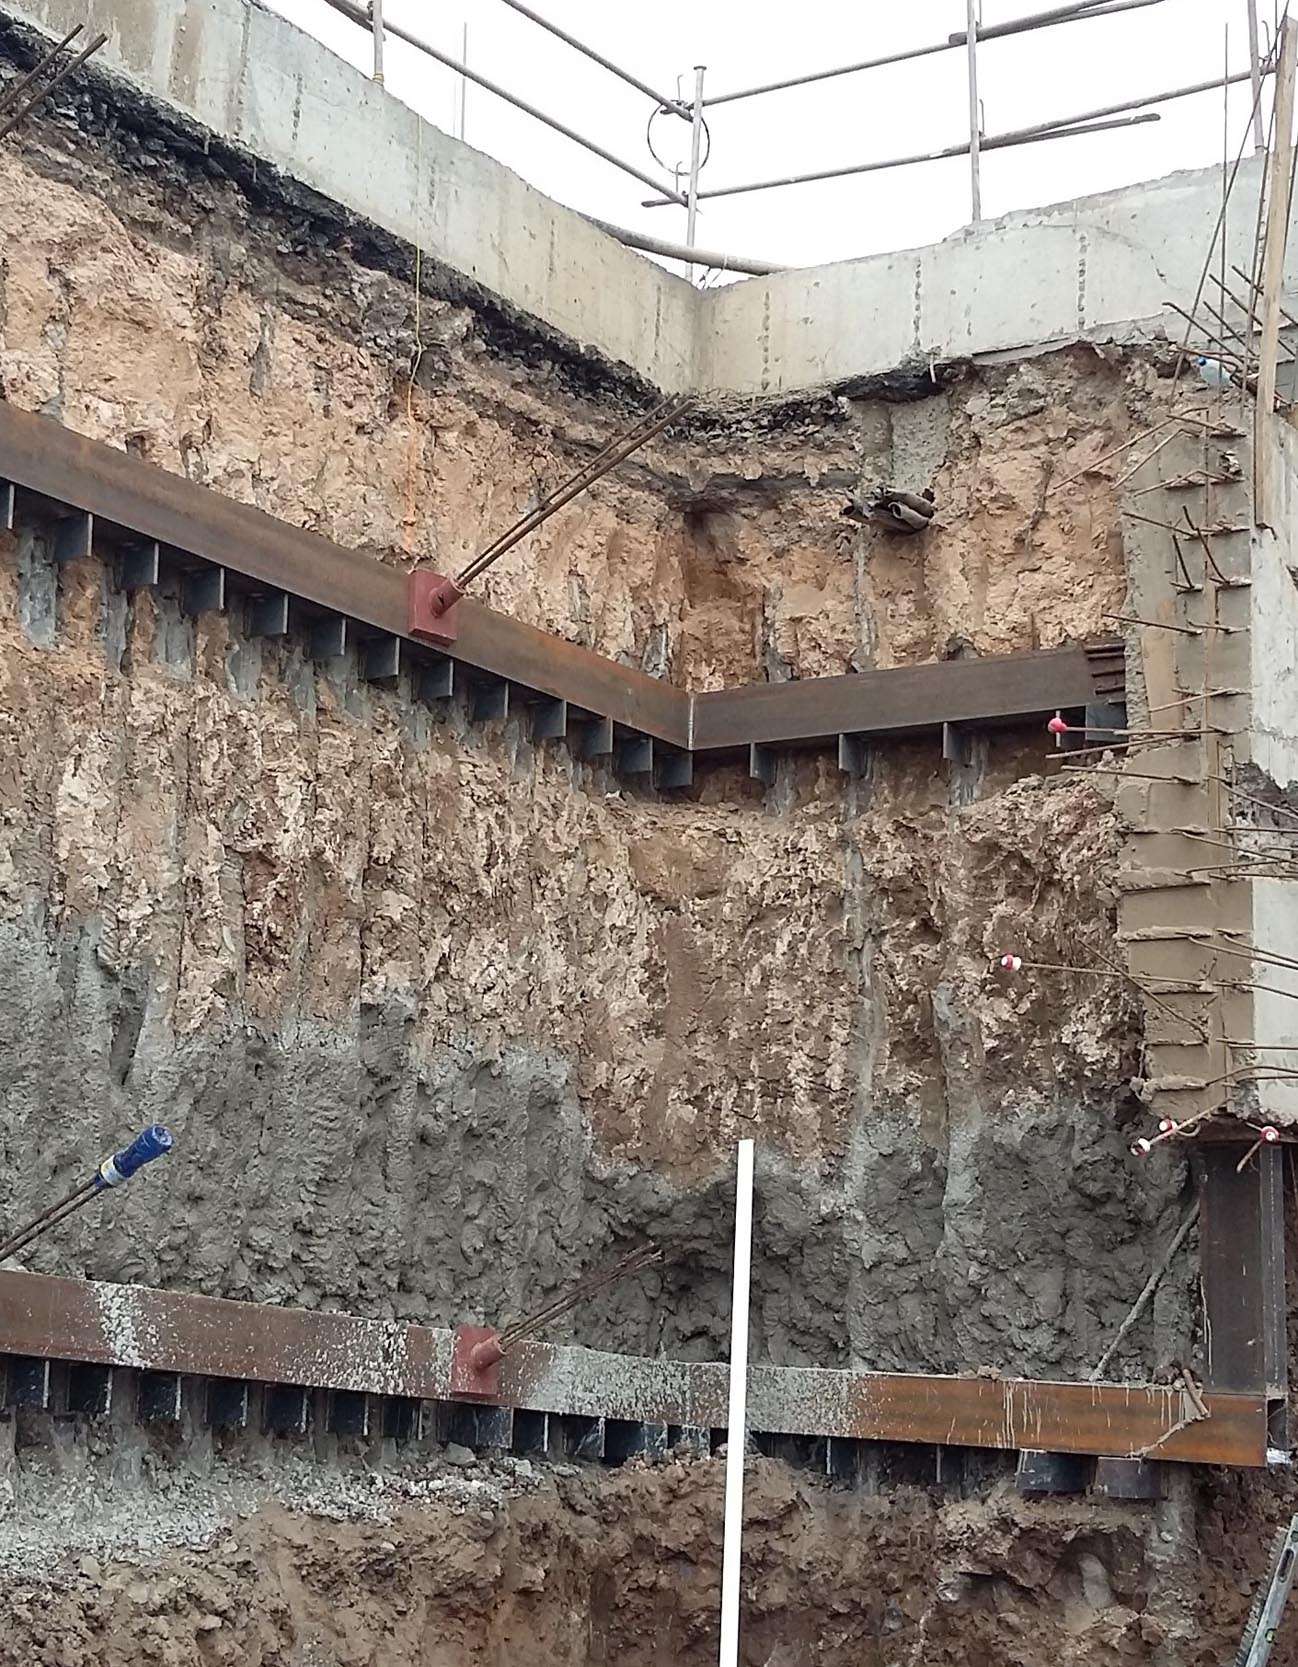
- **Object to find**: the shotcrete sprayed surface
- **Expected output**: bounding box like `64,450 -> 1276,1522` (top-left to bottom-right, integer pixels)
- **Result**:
0,535 -> 1192,1375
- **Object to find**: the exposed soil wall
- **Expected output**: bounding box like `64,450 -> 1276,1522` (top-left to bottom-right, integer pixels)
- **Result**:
0,28 -> 1293,1667
0,58 -> 1201,1377
0,545 -> 1190,1373
0,69 -> 1152,694
1,1428 -> 1295,1667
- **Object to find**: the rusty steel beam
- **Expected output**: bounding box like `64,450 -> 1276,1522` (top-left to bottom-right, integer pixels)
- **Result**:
693,645 -> 1110,752
0,403 -> 1123,758
0,1272 -> 1267,1465
1199,1143 -> 1287,1455
0,402 -> 686,746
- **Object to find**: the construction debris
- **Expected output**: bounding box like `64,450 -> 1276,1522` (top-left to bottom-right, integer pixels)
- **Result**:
842,484 -> 937,534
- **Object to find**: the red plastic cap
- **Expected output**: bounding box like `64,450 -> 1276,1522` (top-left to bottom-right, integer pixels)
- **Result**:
1262,1125 -> 1280,1143
1131,1137 -> 1153,1156
999,954 -> 1023,972
1047,715 -> 1069,735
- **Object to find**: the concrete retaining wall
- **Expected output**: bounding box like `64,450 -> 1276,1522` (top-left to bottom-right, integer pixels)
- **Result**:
7,0 -> 1298,398
699,158 -> 1294,395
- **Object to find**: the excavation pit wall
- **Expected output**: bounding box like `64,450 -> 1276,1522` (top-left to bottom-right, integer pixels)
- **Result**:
2,1375 -> 1298,1667
0,38 -> 1215,1381
0,1432 -> 1234,1667
0,559 -> 1191,1379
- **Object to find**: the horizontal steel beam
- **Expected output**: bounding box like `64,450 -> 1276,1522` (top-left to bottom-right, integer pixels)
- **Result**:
0,403 -> 1123,758
0,1271 -> 1266,1465
695,647 -> 1105,750
0,402 -> 685,744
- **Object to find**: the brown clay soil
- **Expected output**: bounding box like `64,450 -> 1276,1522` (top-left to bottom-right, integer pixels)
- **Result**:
0,1451 -> 1296,1667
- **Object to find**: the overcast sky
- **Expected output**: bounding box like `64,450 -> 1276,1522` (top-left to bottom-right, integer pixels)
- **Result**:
263,0 -> 1275,277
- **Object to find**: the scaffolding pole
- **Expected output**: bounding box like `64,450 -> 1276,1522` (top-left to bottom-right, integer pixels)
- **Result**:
1253,15 -> 1297,525
685,65 -> 706,280
495,0 -> 689,117
645,66 -> 1266,207
642,109 -> 1161,208
1249,0 -> 1267,152
319,0 -> 689,206
583,216 -> 781,277
966,0 -> 982,221
701,0 -> 1164,108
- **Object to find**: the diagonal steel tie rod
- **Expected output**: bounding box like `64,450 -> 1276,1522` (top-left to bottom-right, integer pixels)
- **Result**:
0,1126 -> 175,1264
0,26 -> 108,144
465,1244 -> 663,1375
412,394 -> 692,631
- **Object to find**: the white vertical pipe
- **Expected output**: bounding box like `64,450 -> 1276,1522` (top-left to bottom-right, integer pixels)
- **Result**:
718,1138 -> 755,1667
458,22 -> 469,141
1248,0 -> 1266,152
686,65 -> 707,283
966,0 -> 982,221
371,0 -> 384,83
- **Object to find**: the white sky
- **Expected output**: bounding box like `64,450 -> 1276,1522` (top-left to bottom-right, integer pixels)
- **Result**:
263,0 -> 1276,276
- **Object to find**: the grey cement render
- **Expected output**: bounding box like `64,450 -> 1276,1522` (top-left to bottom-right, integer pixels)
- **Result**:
4,0 -> 1298,398
0,838 -> 1195,1383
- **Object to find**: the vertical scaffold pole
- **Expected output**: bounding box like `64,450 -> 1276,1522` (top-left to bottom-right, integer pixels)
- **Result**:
966,0 -> 983,220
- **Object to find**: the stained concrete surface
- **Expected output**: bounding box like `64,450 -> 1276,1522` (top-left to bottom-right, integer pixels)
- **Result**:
5,0 -> 1298,406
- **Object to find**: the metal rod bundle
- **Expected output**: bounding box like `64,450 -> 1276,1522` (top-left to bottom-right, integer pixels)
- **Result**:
0,1125 -> 174,1264
454,393 -> 692,592
495,1243 -> 662,1354
0,25 -> 108,144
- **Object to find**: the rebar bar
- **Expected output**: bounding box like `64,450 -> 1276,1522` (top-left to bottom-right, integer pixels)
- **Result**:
0,29 -> 107,144
0,22 -> 82,119
454,395 -> 691,590
0,1180 -> 98,1263
496,1245 -> 662,1350
0,1127 -> 174,1263
1089,1204 -> 1199,1381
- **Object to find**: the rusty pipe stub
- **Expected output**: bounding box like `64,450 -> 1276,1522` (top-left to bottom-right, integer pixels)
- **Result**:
408,571 -> 463,645
449,1325 -> 503,1399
